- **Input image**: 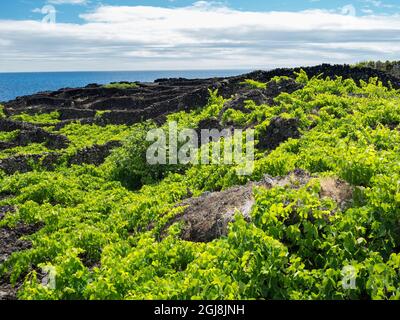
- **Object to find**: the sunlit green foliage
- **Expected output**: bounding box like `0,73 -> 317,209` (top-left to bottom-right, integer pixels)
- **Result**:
0,122 -> 132,161
0,130 -> 19,142
0,104 -> 5,118
11,111 -> 61,125
108,89 -> 226,189
59,123 -> 131,151
241,79 -> 267,89
0,143 -> 50,160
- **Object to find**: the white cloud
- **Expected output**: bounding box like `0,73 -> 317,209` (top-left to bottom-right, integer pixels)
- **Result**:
0,2 -> 400,71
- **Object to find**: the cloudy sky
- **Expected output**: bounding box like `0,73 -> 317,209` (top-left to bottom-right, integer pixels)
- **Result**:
0,0 -> 400,72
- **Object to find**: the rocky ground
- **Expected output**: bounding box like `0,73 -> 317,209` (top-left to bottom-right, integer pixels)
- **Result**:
165,170 -> 354,243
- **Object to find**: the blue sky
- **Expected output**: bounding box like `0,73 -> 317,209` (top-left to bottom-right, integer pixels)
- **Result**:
0,0 -> 400,71
0,0 -> 400,23
1,0 -> 400,22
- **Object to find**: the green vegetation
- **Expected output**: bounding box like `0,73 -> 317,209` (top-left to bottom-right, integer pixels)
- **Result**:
1,72 -> 400,300
241,79 -> 267,89
0,143 -> 50,160
11,111 -> 61,125
0,122 -> 131,162
103,82 -> 138,90
109,90 -> 225,189
0,130 -> 19,143
59,123 -> 131,151
0,104 -> 5,118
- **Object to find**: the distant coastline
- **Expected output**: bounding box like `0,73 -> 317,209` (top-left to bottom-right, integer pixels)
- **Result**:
0,69 -> 251,102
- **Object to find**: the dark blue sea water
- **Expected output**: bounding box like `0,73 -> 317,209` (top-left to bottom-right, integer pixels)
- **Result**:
0,70 -> 250,102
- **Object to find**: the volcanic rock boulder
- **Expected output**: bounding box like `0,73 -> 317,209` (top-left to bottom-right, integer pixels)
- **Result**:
264,78 -> 304,98
258,117 -> 301,150
319,177 -> 354,210
166,170 -> 353,243
172,184 -> 256,243
197,118 -> 223,132
167,170 -> 310,242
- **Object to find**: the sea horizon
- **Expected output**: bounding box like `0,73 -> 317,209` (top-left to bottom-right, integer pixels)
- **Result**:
0,69 -> 252,102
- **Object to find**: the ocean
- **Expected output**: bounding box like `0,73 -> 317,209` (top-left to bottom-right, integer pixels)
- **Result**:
0,70 -> 250,103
